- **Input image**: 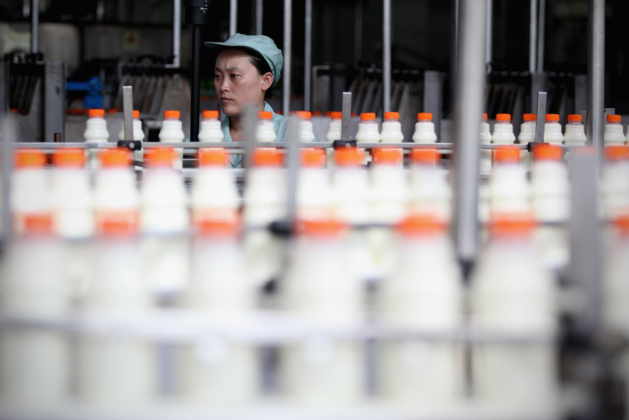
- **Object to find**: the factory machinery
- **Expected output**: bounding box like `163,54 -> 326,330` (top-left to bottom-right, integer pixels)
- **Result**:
0,0 -> 623,419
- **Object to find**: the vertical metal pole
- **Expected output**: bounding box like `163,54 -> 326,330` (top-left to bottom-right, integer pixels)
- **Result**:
354,0 -> 363,61
304,0 -> 312,112
30,0 -> 38,53
230,0 -> 238,36
191,25 -> 202,142
283,0 -> 292,115
536,0 -> 546,72
1,115 -> 15,246
256,0 -> 263,35
485,0 -> 493,71
587,0 -> 605,155
451,0 -> 460,76
44,62 -> 65,143
383,0 -> 392,113
122,86 -> 134,142
451,0 -> 487,264
529,0 -> 537,73
341,92 -> 352,141
173,0 -> 181,67
535,91 -> 547,143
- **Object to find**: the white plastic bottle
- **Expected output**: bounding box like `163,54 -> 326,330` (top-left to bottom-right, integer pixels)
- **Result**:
380,111 -> 404,143
118,110 -> 145,163
355,112 -> 380,143
84,108 -> 109,170
191,148 -> 239,226
605,114 -> 626,145
604,215 -> 629,335
543,114 -> 563,145
408,148 -> 451,222
2,150 -> 67,407
158,110 -> 185,169
243,148 -> 286,285
297,111 -> 316,143
256,111 -> 277,142
470,216 -> 557,412
370,147 -> 408,277
488,147 -> 531,218
11,149 -> 52,236
51,149 -> 94,302
280,219 -> 362,403
563,114 -> 587,145
492,113 -> 516,146
178,218 -> 257,403
297,148 -> 332,221
378,215 -> 463,405
325,111 -> 342,142
518,113 -> 537,166
332,147 -> 374,280
530,144 -> 570,271
79,148 -> 155,405
140,147 -> 190,295
198,110 -> 224,143
480,113 -> 493,173
412,112 -> 438,144
601,145 -> 629,219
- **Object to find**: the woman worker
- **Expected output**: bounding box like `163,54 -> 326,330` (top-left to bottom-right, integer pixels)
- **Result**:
205,33 -> 288,144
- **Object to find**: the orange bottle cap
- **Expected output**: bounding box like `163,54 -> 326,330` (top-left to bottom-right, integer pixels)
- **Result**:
258,111 -> 273,120
482,113 -> 488,121
296,219 -> 345,236
203,110 -> 219,119
252,147 -> 283,167
533,143 -> 562,161
490,214 -> 535,237
605,145 -> 629,161
410,148 -> 439,164
164,110 -> 180,119
133,110 -> 140,119
330,111 -> 342,120
397,214 -> 445,235
567,114 -> 582,123
384,112 -> 399,120
195,218 -> 240,236
100,148 -> 132,168
312,111 -> 322,117
523,114 -> 537,122
417,112 -> 433,121
88,109 -> 105,118
372,147 -> 403,164
360,113 -> 376,121
335,147 -> 364,166
301,148 -> 326,167
15,149 -> 46,168
614,214 -> 629,235
97,212 -> 139,236
53,148 -> 85,167
296,111 -> 312,119
494,146 -> 521,163
607,114 -> 622,123
545,114 -> 560,122
146,148 -> 177,167
496,113 -> 511,122
198,148 -> 228,166
22,213 -> 53,235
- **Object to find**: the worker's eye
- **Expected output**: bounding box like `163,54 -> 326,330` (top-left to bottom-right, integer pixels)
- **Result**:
231,74 -> 240,79
214,74 -> 221,80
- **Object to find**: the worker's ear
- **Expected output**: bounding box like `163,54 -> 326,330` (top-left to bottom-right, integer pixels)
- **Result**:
261,72 -> 273,91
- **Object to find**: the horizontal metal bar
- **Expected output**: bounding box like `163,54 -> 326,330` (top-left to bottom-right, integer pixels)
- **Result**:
0,312 -> 555,345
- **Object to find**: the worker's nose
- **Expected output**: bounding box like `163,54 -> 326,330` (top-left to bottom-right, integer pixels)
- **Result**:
216,78 -> 229,93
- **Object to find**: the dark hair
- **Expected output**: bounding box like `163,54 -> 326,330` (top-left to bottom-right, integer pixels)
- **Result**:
246,49 -> 274,99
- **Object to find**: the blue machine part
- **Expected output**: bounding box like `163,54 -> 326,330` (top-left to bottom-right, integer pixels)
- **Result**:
66,77 -> 104,109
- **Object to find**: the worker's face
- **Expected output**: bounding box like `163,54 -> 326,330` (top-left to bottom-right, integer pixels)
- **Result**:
214,50 -> 273,117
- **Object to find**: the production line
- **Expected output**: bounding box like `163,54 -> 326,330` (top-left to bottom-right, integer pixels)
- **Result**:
0,0 -> 625,419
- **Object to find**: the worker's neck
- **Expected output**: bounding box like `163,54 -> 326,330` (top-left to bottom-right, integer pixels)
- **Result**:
229,104 -> 265,142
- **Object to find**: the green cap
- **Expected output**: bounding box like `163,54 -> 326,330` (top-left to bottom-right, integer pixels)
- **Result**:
205,33 -> 283,87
